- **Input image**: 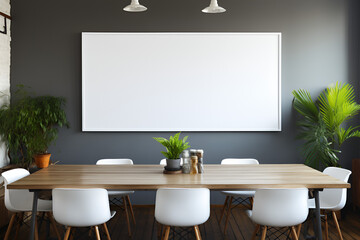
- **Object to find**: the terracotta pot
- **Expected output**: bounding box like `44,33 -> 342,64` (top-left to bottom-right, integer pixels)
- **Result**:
34,153 -> 51,168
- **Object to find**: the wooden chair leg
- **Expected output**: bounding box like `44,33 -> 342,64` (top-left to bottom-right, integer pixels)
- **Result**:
94,226 -> 101,240
163,226 -> 170,240
103,223 -> 111,240
296,224 -> 302,238
194,225 -> 202,240
64,227 -> 72,240
332,211 -> 344,240
260,226 -> 267,240
251,224 -> 260,240
219,196 -> 229,222
122,196 -> 132,237
224,196 -> 233,234
4,213 -> 17,240
46,212 -> 62,240
249,197 -> 254,208
290,226 -> 299,240
126,195 -> 136,225
324,213 -> 329,240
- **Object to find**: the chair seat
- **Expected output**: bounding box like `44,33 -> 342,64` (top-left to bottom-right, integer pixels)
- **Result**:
12,198 -> 52,212
155,188 -> 210,228
246,209 -> 302,228
3,169 -> 53,213
247,189 -> 309,228
52,188 -> 113,228
221,190 -> 255,198
107,190 -> 134,196
308,198 -> 340,211
37,199 -> 53,211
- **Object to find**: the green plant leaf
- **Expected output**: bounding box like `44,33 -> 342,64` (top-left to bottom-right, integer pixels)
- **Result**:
153,132 -> 190,159
0,86 -> 69,167
292,82 -> 360,170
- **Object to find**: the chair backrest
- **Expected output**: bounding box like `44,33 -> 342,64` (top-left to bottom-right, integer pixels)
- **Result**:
52,188 -> 111,227
251,188 -> 308,227
320,167 -> 352,211
159,159 -> 167,166
155,188 -> 210,227
96,159 -> 133,165
221,158 -> 259,165
159,158 -> 183,166
1,168 -> 34,212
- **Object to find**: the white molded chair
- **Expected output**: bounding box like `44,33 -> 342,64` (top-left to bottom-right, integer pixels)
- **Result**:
96,159 -> 136,237
52,188 -> 114,240
220,158 -> 259,234
2,168 -> 61,240
307,167 -> 351,240
155,188 -> 210,240
247,188 -> 309,240
159,159 -> 166,166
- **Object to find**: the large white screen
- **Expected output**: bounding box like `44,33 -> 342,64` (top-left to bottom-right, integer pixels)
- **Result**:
82,33 -> 281,131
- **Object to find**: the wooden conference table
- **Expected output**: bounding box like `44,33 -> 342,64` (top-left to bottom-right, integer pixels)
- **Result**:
8,164 -> 350,240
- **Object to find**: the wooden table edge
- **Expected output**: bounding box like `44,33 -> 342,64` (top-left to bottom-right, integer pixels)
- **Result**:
7,183 -> 351,190
7,164 -> 350,190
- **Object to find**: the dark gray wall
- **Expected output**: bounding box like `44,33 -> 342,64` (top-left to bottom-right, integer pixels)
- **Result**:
10,0 -> 360,204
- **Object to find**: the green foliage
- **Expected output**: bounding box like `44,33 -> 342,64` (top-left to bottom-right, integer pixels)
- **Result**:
292,82 -> 360,170
0,85 -> 69,167
153,132 -> 190,160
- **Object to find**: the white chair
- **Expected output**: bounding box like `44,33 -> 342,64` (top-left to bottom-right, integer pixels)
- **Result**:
247,188 -> 309,240
96,159 -> 136,237
159,159 -> 167,166
220,158 -> 259,234
2,168 -> 61,240
307,167 -> 351,240
52,188 -> 114,240
155,188 -> 210,240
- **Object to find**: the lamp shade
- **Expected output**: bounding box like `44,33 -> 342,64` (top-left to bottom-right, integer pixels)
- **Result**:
124,0 -> 147,12
202,0 -> 226,13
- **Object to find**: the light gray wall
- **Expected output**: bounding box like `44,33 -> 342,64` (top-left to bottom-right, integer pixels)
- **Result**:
10,0 -> 360,204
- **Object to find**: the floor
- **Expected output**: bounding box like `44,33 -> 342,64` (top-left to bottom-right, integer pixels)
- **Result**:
1,205 -> 360,240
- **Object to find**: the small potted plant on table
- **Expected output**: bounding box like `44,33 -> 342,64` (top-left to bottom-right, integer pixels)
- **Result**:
153,132 -> 190,171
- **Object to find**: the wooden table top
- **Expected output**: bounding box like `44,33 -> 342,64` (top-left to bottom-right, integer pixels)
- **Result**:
7,164 -> 350,190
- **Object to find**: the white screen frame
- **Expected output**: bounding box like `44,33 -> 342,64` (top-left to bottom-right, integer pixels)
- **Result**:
82,32 -> 282,132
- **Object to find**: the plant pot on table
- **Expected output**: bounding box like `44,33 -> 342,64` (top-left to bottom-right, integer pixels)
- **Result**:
34,153 -> 51,168
165,159 -> 181,171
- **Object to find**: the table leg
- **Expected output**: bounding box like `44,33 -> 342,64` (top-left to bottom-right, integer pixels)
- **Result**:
29,191 -> 39,240
314,190 -> 323,240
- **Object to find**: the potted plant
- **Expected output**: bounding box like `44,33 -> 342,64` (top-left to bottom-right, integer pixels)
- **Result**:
0,86 -> 69,168
292,82 -> 360,170
153,132 -> 190,170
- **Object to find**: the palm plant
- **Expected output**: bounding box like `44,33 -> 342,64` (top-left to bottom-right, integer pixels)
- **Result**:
292,82 -> 360,170
153,132 -> 190,160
